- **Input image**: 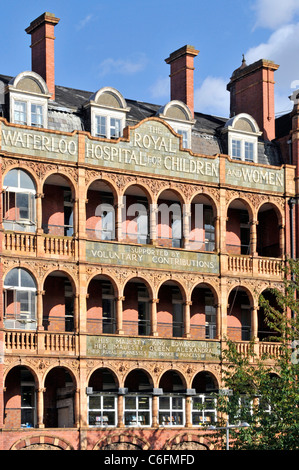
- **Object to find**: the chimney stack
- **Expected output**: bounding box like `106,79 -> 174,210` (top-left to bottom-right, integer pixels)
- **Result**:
227,58 -> 279,141
25,12 -> 60,100
165,45 -> 199,117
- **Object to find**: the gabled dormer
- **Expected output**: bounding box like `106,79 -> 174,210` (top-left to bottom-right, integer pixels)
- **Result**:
85,87 -> 130,139
156,100 -> 195,149
7,71 -> 51,128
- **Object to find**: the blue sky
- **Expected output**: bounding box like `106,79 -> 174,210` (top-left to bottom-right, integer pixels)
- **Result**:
1,0 -> 299,117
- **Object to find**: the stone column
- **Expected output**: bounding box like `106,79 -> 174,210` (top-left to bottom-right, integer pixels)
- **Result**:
185,395 -> 193,428
74,388 -> 80,427
183,205 -> 191,249
116,296 -> 125,335
150,299 -> 159,336
250,220 -> 258,256
216,303 -> 221,339
150,202 -> 157,245
117,394 -> 125,428
152,395 -> 159,427
37,290 -> 45,331
279,224 -> 285,257
214,216 -> 220,252
37,388 -> 45,428
115,200 -> 124,241
183,301 -> 192,338
36,193 -> 44,234
251,305 -> 259,340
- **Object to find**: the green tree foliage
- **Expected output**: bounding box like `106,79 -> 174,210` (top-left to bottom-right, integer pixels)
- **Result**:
214,260 -> 299,450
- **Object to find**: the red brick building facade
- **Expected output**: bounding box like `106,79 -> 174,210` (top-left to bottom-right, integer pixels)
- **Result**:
0,12 -> 297,450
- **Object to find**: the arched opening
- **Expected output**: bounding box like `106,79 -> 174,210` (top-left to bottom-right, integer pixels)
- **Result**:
44,367 -> 76,428
43,271 -> 75,332
190,194 -> 216,251
87,275 -> 116,334
227,287 -> 252,341
257,203 -> 281,257
3,168 -> 36,232
86,179 -> 115,240
158,370 -> 186,427
42,174 -> 74,236
190,284 -> 217,339
4,366 -> 37,429
123,279 -> 151,336
157,281 -> 184,337
124,369 -> 153,427
122,185 -> 150,244
258,289 -> 281,341
191,371 -> 219,426
157,189 -> 183,248
87,368 -> 118,427
3,268 -> 37,330
226,199 -> 251,255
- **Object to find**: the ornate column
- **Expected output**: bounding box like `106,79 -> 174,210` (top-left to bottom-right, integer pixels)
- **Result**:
250,220 -> 258,256
251,304 -> 259,340
117,394 -> 125,428
216,303 -> 221,339
116,296 -> 125,335
37,388 -> 45,428
37,290 -> 45,331
152,395 -> 159,427
214,216 -> 220,252
150,202 -> 157,245
150,298 -> 159,336
74,388 -> 80,428
36,193 -> 44,234
115,200 -> 124,241
183,205 -> 191,249
185,394 -> 193,428
183,300 -> 192,338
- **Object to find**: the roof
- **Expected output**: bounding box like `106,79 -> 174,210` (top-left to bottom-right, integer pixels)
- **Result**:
0,73 -> 284,166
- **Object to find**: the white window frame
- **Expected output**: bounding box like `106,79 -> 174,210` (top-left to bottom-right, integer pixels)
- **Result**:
158,395 -> 185,427
88,393 -> 117,427
124,395 -> 152,427
91,107 -> 125,140
228,132 -> 258,163
191,394 -> 217,426
10,94 -> 47,128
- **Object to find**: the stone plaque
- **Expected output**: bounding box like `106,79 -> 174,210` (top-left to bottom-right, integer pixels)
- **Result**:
0,122 -> 78,162
87,335 -> 221,362
225,159 -> 284,193
86,241 -> 219,274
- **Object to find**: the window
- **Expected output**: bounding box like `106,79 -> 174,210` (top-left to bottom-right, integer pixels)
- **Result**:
4,268 -> 37,330
205,291 -> 216,339
88,394 -> 117,427
3,168 -> 36,232
232,139 -> 241,159
245,141 -> 254,162
158,395 -> 185,426
13,99 -> 45,128
102,282 -> 115,334
95,116 -> 107,138
95,115 -> 122,139
31,104 -> 43,127
14,101 -> 27,125
177,129 -> 188,148
192,395 -> 217,426
124,395 -> 152,426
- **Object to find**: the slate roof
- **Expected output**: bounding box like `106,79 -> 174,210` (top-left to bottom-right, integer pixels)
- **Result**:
0,73 -> 284,166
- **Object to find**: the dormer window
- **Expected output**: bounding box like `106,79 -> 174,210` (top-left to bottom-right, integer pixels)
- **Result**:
7,71 -> 51,128
157,100 -> 195,149
224,113 -> 262,163
86,87 -> 130,140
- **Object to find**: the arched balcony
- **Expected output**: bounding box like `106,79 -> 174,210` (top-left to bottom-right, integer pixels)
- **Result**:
189,194 -> 216,251
122,279 -> 151,336
122,185 -> 151,244
157,281 -> 185,337
87,275 -> 116,335
257,203 -> 282,258
190,284 -> 218,339
87,368 -> 119,427
226,199 -> 251,255
157,189 -> 183,248
227,287 -> 252,341
43,271 -> 75,332
86,179 -> 116,241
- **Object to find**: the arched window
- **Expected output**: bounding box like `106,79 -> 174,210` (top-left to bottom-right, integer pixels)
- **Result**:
4,268 -> 37,329
3,168 -> 36,232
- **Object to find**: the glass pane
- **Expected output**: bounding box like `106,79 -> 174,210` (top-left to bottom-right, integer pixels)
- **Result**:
125,412 -> 137,425
17,291 -> 29,314
104,411 -> 115,426
139,411 -> 150,425
125,396 -> 136,410
103,396 -> 115,409
31,104 -> 43,127
172,396 -> 183,409
89,411 -> 102,426
159,412 -> 171,425
172,412 -> 183,425
3,169 -> 18,187
4,268 -> 19,287
16,193 -> 29,219
138,396 -> 149,409
89,396 -> 102,410
20,269 -> 36,288
159,397 -> 170,410
19,170 -> 35,190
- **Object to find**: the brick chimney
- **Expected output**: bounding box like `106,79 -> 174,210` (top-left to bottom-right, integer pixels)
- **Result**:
165,45 -> 199,117
25,12 -> 60,100
227,57 -> 279,141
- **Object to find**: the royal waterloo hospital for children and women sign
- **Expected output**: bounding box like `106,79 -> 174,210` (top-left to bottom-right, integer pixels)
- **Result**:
0,119 -> 285,193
